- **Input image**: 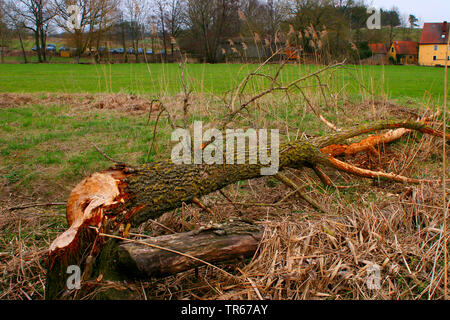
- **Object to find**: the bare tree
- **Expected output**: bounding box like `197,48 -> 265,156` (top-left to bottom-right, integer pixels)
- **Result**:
154,0 -> 168,59
53,0 -> 119,63
91,0 -> 120,62
0,0 -> 3,24
0,0 -> 8,63
124,0 -> 149,62
382,6 -> 401,47
8,0 -> 55,63
2,0 -> 28,63
118,13 -> 129,62
165,0 -> 185,57
184,0 -> 239,63
262,0 -> 288,37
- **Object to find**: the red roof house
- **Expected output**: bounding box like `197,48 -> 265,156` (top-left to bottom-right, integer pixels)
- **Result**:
391,41 -> 419,55
388,41 -> 419,64
368,43 -> 387,55
419,21 -> 449,66
420,22 -> 449,44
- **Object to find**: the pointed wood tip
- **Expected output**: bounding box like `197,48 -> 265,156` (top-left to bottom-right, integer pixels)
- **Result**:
49,170 -> 125,253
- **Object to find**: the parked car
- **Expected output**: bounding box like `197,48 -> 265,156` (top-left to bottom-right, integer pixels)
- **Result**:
59,46 -> 70,52
109,48 -> 117,53
97,46 -> 106,52
32,44 -> 57,52
126,47 -> 134,54
116,48 -> 125,54
145,49 -> 153,54
46,44 -> 57,52
137,48 -> 144,54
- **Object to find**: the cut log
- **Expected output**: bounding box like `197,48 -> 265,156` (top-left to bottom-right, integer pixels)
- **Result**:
47,221 -> 262,299
97,220 -> 262,280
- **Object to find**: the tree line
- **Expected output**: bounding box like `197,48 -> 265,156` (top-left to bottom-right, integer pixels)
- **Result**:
0,0 -> 419,64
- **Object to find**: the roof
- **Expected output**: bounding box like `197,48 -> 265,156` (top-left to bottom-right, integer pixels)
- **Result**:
391,41 -> 418,55
368,43 -> 387,54
420,22 -> 449,44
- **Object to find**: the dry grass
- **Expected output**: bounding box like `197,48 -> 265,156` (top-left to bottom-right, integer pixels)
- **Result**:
96,154 -> 448,300
0,92 -> 156,113
0,206 -> 66,300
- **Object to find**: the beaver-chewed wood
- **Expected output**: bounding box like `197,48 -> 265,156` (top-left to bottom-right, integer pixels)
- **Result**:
45,120 -> 447,299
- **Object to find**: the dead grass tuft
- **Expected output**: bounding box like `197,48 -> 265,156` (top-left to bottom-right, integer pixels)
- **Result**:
0,92 -> 158,114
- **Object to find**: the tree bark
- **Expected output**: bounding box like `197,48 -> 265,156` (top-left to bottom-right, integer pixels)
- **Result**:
34,31 -> 42,63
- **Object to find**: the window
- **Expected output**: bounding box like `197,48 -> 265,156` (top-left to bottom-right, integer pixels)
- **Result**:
434,45 -> 438,51
433,56 -> 437,61
391,47 -> 394,53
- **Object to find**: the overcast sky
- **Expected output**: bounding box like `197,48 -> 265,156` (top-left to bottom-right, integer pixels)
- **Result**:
368,0 -> 449,26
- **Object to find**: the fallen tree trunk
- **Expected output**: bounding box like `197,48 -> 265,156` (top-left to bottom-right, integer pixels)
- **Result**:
97,221 -> 262,280
46,120 -> 447,299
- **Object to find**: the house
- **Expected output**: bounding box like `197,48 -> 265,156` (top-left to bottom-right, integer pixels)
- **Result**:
388,41 -> 419,65
369,43 -> 387,58
368,43 -> 387,63
419,21 -> 449,66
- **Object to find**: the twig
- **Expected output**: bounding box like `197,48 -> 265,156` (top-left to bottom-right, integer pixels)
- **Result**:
179,54 -> 192,129
219,189 -> 245,215
275,173 -> 326,213
192,197 -> 214,216
146,99 -> 176,130
312,165 -> 334,187
214,202 -> 280,207
7,202 -> 66,211
92,143 -> 123,164
146,99 -> 178,161
147,108 -> 164,161
237,267 -> 263,300
319,114 -> 340,132
230,48 -> 284,112
227,54 -> 343,125
130,218 -> 177,235
295,83 -> 340,131
443,32 -> 449,300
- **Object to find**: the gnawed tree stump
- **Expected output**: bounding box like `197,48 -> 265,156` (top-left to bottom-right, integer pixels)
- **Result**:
46,120 -> 448,299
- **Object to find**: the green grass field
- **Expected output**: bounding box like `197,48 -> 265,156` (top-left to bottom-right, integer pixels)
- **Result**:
0,103 -> 164,198
0,63 -> 448,104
